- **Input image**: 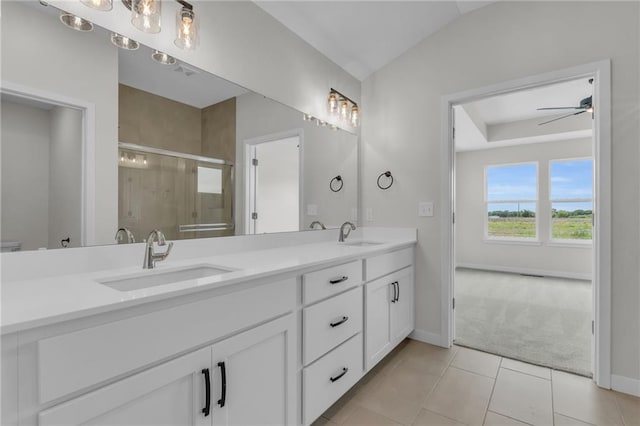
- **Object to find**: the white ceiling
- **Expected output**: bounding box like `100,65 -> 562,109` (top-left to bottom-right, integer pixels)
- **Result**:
254,1 -> 495,81
455,78 -> 594,152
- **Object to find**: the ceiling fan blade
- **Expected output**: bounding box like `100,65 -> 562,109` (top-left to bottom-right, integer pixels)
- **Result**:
538,110 -> 586,126
536,106 -> 584,110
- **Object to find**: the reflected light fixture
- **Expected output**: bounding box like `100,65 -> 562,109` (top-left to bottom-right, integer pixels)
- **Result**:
110,32 -> 139,50
131,0 -> 162,33
60,12 -> 94,31
175,1 -> 199,50
80,0 -> 112,11
327,88 -> 360,127
152,50 -> 177,65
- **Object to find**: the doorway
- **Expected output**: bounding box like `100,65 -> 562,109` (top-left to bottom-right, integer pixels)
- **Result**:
441,61 -> 612,387
245,132 -> 302,234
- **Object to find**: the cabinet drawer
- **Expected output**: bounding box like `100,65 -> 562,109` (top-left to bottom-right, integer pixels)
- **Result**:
303,260 -> 362,304
303,286 -> 363,365
365,247 -> 413,281
37,278 -> 296,404
303,333 -> 363,425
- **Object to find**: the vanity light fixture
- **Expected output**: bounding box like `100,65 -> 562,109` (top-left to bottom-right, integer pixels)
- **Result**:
80,0 -> 112,11
174,1 -> 199,50
131,0 -> 162,33
151,49 -> 177,65
327,88 -> 360,127
111,32 -> 139,50
59,12 -> 94,31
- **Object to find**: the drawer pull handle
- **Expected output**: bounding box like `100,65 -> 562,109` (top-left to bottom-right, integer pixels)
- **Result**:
201,368 -> 211,417
391,281 -> 397,303
330,316 -> 349,327
217,361 -> 226,408
329,276 -> 349,284
330,367 -> 349,383
395,281 -> 400,302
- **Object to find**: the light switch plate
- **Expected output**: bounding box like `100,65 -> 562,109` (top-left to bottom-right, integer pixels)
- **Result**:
419,202 -> 434,217
307,204 -> 318,216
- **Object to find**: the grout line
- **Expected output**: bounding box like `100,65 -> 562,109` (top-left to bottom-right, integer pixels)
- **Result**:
550,367 -> 556,426
500,365 -> 551,381
486,410 -> 535,426
552,412 -> 597,426
482,364 -> 500,426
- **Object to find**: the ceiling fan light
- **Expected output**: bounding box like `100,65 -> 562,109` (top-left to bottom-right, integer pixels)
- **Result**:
80,0 -> 112,11
110,32 -> 139,50
151,50 -> 176,65
131,0 -> 161,33
60,12 -> 94,31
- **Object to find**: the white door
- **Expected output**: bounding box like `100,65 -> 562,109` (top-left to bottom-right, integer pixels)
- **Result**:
211,315 -> 296,426
390,267 -> 415,340
38,347 -> 211,426
365,277 -> 393,370
248,136 -> 300,234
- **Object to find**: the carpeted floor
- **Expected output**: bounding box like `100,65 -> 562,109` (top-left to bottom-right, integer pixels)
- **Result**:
454,268 -> 592,376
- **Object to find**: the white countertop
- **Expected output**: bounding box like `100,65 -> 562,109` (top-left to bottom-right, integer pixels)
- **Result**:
1,229 -> 416,335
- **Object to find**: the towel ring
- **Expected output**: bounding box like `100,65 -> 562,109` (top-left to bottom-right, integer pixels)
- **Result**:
377,171 -> 393,190
330,175 -> 344,192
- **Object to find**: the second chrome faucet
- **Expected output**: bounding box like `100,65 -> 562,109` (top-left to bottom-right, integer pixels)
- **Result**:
143,229 -> 173,269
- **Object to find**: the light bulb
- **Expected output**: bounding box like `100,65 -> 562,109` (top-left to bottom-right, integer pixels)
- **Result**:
328,92 -> 338,115
339,99 -> 350,121
80,0 -> 112,11
350,105 -> 360,127
131,0 -> 161,33
175,7 -> 199,50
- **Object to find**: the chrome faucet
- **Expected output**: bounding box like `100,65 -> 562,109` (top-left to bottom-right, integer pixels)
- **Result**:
338,221 -> 356,242
309,220 -> 326,230
143,230 -> 173,269
115,227 -> 135,244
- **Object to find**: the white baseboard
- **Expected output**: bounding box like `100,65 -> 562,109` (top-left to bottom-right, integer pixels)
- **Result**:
409,329 -> 446,347
456,263 -> 592,281
611,374 -> 640,397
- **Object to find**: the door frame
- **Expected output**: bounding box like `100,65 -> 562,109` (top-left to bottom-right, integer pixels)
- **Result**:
440,60 -> 611,388
1,80 -> 97,246
243,129 -> 304,234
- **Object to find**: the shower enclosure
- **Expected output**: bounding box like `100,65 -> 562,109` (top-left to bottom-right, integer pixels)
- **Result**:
118,143 -> 234,243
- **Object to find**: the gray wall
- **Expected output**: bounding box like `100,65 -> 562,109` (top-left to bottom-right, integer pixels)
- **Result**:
456,139 -> 592,279
361,1 -> 640,381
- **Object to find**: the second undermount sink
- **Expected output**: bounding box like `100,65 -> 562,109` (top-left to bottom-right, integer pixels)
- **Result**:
340,240 -> 384,247
98,265 -> 235,292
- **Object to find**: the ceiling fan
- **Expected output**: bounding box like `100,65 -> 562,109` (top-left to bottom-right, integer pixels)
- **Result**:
537,95 -> 593,125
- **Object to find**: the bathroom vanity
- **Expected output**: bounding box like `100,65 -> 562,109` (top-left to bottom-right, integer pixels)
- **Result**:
1,228 -> 416,425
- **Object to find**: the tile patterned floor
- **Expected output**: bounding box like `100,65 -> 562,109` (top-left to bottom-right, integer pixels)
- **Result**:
313,340 -> 640,426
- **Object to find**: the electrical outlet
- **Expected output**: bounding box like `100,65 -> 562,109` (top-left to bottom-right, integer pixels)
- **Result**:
419,202 -> 434,217
366,208 -> 374,221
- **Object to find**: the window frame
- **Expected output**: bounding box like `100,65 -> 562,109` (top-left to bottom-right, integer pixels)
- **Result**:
548,157 -> 594,245
484,161 -> 539,242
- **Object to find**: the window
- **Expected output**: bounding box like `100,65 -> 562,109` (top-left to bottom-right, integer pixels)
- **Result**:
485,163 -> 538,239
550,159 -> 593,241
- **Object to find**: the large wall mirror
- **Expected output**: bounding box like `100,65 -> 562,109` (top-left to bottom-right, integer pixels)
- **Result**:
0,1 -> 358,252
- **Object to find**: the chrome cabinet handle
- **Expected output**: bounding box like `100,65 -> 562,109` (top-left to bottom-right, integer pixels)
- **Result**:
330,316 -> 349,328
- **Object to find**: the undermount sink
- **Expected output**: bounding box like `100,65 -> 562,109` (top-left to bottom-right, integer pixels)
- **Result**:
98,265 -> 234,292
340,241 -> 384,247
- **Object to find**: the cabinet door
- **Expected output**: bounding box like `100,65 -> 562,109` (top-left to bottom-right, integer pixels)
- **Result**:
211,315 -> 296,426
391,267 -> 415,342
365,276 -> 393,370
38,347 -> 211,426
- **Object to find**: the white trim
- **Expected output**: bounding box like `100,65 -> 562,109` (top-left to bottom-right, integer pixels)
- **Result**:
441,60 -> 612,388
1,80 -> 96,247
611,375 -> 640,397
456,263 -> 592,281
242,129 -> 305,234
409,329 -> 444,347
482,238 -> 542,246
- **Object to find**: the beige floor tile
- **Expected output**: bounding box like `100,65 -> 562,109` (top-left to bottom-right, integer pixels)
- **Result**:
552,370 -> 624,425
355,361 -> 441,425
500,358 -> 550,380
614,391 -> 640,426
483,411 -> 529,425
321,392 -> 359,425
489,368 -> 552,425
423,366 -> 494,426
553,413 -> 595,426
312,416 -> 340,426
342,406 -> 401,426
451,347 -> 501,378
412,408 -> 466,425
400,341 -> 459,376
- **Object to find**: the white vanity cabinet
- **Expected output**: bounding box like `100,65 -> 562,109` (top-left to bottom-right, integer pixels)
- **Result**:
37,314 -> 296,426
364,248 -> 415,370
